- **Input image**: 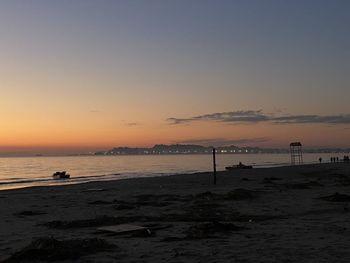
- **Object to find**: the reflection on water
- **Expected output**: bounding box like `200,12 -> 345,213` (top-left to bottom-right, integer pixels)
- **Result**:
0,153 -> 341,190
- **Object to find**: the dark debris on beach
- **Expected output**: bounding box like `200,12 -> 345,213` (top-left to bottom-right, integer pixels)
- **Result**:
40,189 -> 275,231
2,237 -> 115,262
319,192 -> 350,202
14,210 -> 47,217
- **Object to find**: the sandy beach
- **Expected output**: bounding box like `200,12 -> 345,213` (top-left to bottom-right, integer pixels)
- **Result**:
1,163 -> 350,262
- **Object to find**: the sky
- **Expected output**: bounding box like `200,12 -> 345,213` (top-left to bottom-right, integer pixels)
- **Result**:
0,0 -> 349,154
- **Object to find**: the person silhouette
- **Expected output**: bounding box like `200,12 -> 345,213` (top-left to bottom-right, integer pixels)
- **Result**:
319,157 -> 322,163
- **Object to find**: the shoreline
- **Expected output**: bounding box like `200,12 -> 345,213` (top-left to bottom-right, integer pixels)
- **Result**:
0,161 -> 340,192
1,162 -> 350,262
1,152 -> 348,192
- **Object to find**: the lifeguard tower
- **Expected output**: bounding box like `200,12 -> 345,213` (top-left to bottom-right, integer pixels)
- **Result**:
290,142 -> 303,165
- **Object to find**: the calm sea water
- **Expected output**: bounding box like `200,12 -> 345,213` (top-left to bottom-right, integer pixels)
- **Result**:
0,153 -> 344,190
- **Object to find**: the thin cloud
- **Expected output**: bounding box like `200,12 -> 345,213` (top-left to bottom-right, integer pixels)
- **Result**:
167,110 -> 267,124
273,115 -> 350,124
125,122 -> 139,126
121,120 -> 140,126
167,110 -> 350,125
271,107 -> 287,114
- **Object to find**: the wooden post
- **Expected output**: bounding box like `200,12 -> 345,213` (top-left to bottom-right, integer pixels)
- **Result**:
212,147 -> 216,185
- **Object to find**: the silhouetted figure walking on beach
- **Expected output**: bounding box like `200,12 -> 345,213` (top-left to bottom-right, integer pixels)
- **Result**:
319,157 -> 322,163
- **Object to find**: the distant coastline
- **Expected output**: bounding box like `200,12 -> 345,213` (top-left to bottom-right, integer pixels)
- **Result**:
1,144 -> 349,158
94,144 -> 350,156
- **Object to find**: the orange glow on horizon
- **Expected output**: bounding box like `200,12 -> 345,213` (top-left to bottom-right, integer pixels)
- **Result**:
2,119 -> 349,154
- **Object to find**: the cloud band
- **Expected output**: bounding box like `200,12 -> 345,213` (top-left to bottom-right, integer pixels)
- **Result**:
167,110 -> 350,125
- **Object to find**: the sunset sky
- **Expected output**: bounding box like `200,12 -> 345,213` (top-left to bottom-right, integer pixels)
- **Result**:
1,0 -> 349,154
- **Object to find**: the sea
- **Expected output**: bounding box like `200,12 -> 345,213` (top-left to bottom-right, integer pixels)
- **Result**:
0,153 -> 345,190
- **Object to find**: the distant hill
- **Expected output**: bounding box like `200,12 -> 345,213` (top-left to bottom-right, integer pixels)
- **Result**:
95,144 -> 283,155
94,144 -> 350,155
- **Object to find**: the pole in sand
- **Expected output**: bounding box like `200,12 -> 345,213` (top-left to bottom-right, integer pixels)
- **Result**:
213,147 -> 216,185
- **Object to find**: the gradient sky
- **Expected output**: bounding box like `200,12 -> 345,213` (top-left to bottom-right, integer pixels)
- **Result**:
1,0 -> 349,154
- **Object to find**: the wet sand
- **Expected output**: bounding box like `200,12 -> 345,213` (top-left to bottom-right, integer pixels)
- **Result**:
1,163 -> 350,262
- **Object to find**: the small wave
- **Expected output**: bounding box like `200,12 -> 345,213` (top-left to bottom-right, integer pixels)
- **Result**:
0,173 -> 122,186
0,177 -> 26,181
251,162 -> 290,168
70,173 -> 120,180
0,178 -> 53,185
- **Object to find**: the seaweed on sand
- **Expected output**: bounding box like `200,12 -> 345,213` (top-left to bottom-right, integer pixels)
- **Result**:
134,194 -> 190,202
223,188 -> 256,200
42,207 -> 284,229
88,197 -> 172,208
186,221 -> 248,239
88,200 -> 113,205
262,177 -> 282,184
282,181 -> 323,189
14,210 -> 47,217
2,237 -> 115,262
162,221 -> 248,241
319,192 -> 350,202
41,215 -> 123,229
194,191 -> 219,200
194,189 -> 256,201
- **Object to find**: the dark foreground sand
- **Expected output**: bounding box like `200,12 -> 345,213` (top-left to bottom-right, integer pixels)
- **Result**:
1,163 -> 350,262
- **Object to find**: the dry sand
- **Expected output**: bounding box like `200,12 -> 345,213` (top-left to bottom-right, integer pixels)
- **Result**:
1,163 -> 350,262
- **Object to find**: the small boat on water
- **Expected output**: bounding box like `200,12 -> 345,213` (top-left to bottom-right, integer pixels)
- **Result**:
53,171 -> 70,179
225,162 -> 253,171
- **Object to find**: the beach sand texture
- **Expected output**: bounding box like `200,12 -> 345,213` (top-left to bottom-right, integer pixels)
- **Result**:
1,163 -> 350,262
